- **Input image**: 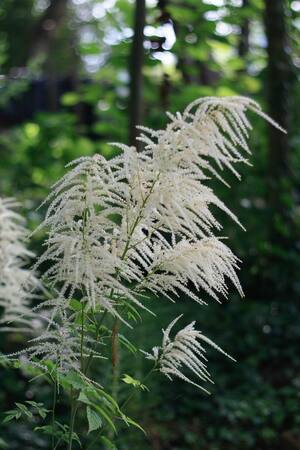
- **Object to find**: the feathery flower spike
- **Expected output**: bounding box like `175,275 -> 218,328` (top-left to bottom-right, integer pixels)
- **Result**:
144,315 -> 235,393
0,197 -> 39,331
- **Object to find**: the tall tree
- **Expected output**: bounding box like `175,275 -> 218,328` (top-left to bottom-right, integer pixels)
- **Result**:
0,0 -> 35,70
238,0 -> 250,58
29,0 -> 69,59
129,0 -> 146,148
30,0 -> 70,111
264,0 -> 293,239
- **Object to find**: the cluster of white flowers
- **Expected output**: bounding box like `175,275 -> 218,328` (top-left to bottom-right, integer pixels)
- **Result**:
10,316 -> 105,377
37,97 -> 282,317
143,315 -> 234,393
2,96 -> 283,384
0,198 -> 39,331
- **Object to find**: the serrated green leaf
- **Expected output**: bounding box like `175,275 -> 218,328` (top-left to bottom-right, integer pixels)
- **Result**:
15,403 -> 32,418
78,391 -> 91,405
69,299 -> 83,311
35,424 -> 82,446
122,374 -> 149,391
93,405 -> 116,433
86,406 -> 102,433
122,374 -> 140,387
119,335 -> 137,354
121,414 -> 146,435
2,414 -> 15,424
64,370 -> 86,390
92,389 -> 120,415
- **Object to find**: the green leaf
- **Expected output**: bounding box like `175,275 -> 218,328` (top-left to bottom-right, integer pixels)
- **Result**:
69,299 -> 83,312
35,423 -> 82,447
93,389 -> 119,412
99,436 -> 117,449
25,401 -> 49,419
121,374 -> 148,391
121,414 -> 146,435
78,390 -> 117,432
86,406 -> 102,433
93,405 -> 116,433
34,425 -> 61,438
15,403 -> 33,418
2,402 -> 34,423
124,303 -> 142,323
78,391 -> 92,405
64,370 -> 87,390
119,335 -> 137,354
2,414 -> 16,424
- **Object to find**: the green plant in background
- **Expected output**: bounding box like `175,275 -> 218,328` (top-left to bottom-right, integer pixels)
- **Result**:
0,96 -> 282,448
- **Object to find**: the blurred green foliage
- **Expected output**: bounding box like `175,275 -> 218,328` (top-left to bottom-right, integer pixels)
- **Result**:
0,0 -> 299,448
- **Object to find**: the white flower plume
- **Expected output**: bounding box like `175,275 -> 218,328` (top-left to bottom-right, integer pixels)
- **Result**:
136,237 -> 243,304
1,96 -> 284,384
9,315 -> 104,377
34,96 -> 283,323
144,315 -> 235,393
0,197 -> 39,330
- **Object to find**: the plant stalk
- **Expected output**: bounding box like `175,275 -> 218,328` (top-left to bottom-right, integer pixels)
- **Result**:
67,394 -> 78,450
51,376 -> 57,450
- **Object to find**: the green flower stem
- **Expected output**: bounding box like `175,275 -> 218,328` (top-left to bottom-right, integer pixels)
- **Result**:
67,391 -> 79,450
84,309 -> 108,375
111,317 -> 120,401
121,173 -> 160,260
121,363 -> 157,411
80,303 -> 85,371
86,364 -> 157,449
51,375 -> 57,450
68,303 -> 86,450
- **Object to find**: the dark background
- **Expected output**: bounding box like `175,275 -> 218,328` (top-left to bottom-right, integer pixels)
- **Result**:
0,0 -> 300,449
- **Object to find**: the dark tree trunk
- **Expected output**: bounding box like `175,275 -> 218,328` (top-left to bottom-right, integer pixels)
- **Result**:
29,0 -> 69,58
264,0 -> 292,238
157,0 -> 172,109
238,0 -> 250,58
29,0 -> 70,110
256,0 -> 298,299
129,0 -> 146,149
